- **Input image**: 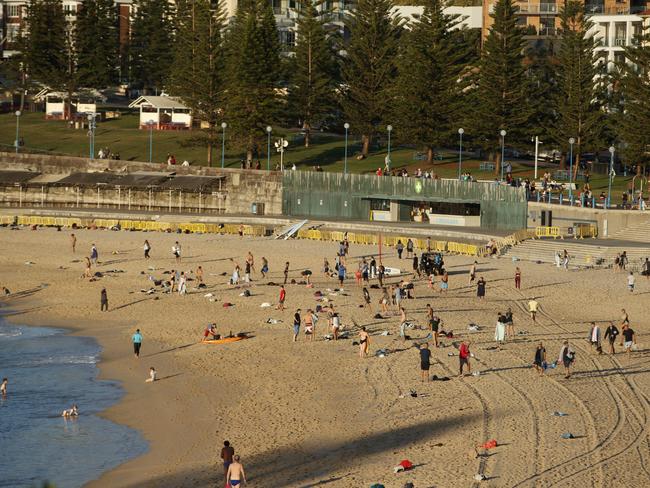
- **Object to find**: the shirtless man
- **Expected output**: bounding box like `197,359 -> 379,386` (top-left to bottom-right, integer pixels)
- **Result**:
246,251 -> 255,274
359,327 -> 370,358
196,266 -> 204,284
226,455 -> 247,487
399,306 -> 407,340
70,233 -> 77,253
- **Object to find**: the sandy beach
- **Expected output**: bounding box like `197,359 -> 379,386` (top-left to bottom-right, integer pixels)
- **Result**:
1,226 -> 649,487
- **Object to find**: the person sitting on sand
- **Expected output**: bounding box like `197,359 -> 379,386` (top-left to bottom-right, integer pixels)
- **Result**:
226,455 -> 247,487
145,367 -> 157,383
62,404 -> 79,417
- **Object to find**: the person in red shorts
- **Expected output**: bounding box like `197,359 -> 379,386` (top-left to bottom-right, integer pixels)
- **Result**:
459,340 -> 471,377
277,285 -> 286,311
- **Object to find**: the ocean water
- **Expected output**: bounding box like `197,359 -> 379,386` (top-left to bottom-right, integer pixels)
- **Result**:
0,318 -> 148,488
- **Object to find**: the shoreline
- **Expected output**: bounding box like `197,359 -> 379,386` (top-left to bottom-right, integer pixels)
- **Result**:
0,296 -> 193,488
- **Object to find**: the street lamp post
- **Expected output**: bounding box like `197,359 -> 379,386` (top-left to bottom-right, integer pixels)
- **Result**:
386,125 -> 393,172
147,119 -> 155,163
266,126 -> 272,171
275,138 -> 288,171
568,137 -> 575,200
607,146 -> 615,209
533,136 -> 541,180
14,110 -> 21,154
221,122 -> 227,168
500,129 -> 507,181
343,123 -> 350,175
458,128 -> 464,180
87,113 -> 97,159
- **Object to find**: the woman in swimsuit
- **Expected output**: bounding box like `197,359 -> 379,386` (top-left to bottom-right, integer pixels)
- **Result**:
359,327 -> 370,358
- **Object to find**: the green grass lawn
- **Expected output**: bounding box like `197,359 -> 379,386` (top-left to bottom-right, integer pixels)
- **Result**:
0,112 -> 639,200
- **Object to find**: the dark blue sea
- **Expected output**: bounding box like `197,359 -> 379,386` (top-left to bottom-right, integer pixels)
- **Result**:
0,317 -> 147,488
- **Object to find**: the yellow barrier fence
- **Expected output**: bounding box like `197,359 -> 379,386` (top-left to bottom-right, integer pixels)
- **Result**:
0,215 -> 15,225
534,226 -> 563,239
574,224 -> 597,239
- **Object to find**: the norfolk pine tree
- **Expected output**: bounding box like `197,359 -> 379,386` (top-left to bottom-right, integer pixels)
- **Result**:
342,0 -> 401,157
289,0 -> 338,148
549,0 -> 606,177
75,0 -> 119,89
168,0 -> 227,166
471,0 -> 530,176
223,0 -> 282,163
129,0 -> 175,93
617,25 -> 650,172
393,0 -> 470,165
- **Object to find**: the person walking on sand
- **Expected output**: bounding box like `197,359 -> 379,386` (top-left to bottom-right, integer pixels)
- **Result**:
469,261 -> 477,284
226,455 -> 247,487
246,251 -> 255,275
495,312 -> 506,348
459,340 -> 471,377
178,272 -> 187,295
589,322 -> 602,354
100,288 -> 108,312
396,240 -> 404,259
528,298 -> 538,323
620,324 -> 637,358
362,287 -> 372,312
604,321 -> 619,354
144,240 -> 151,259
261,257 -> 269,278
1,377 -> 7,396
172,242 -> 181,263
621,308 -> 630,326
283,261 -> 290,285
132,329 -> 143,357
145,367 -> 157,382
277,285 -> 286,311
419,343 -> 431,382
406,238 -> 414,259
439,271 -> 449,293
338,261 -> 346,286
399,306 -> 408,340
196,266 -> 204,284
504,308 -> 514,340
292,309 -> 301,342
331,312 -> 341,340
70,233 -> 77,253
562,249 -> 569,270
221,441 -> 235,480
84,257 -> 92,279
359,327 -> 370,358
627,272 -> 635,292
514,267 -> 522,289
533,342 -> 546,376
90,244 -> 98,266
477,277 -> 486,299
558,341 -> 575,379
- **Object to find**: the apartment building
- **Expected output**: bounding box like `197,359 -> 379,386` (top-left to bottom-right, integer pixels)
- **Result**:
481,1 -> 650,68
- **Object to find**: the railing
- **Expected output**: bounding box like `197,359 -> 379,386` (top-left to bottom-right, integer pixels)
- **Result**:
517,3 -> 559,14
614,38 -> 626,46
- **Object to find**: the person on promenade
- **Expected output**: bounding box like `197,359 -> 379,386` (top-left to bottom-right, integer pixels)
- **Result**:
459,340 -> 471,377
620,324 -> 637,358
419,343 -> 431,382
515,267 -> 522,289
100,288 -> 108,312
132,329 -> 143,358
533,342 -> 546,376
359,327 -> 370,358
283,261 -> 290,285
70,233 -> 77,253
90,244 -> 99,266
226,455 -> 247,487
277,285 -> 286,311
1,378 -> 7,396
558,341 -> 575,379
604,321 -> 619,354
528,298 -> 538,323
293,309 -> 301,342
145,367 -> 157,383
144,240 -> 151,259
477,277 -> 486,299
221,441 -> 235,480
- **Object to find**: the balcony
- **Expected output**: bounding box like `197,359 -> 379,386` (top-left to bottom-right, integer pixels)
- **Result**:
524,25 -> 558,37
585,4 -> 633,15
614,37 -> 627,46
517,3 -> 559,14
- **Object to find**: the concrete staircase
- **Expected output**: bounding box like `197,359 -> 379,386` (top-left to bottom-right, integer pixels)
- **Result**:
609,218 -> 650,243
505,239 -> 650,270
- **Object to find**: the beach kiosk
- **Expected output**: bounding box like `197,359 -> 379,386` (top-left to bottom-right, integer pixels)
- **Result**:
128,95 -> 192,130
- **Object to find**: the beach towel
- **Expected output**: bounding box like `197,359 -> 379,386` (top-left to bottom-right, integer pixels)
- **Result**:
479,439 -> 498,450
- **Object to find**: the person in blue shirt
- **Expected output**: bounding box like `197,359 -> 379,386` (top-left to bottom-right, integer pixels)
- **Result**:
132,329 -> 143,358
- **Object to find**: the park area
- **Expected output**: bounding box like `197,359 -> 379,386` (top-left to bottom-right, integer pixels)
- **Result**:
0,112 -> 637,200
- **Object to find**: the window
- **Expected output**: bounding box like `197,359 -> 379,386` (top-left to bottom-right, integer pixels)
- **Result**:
279,30 -> 295,48
614,22 -> 626,46
599,23 -> 609,47
369,199 -> 390,211
7,5 -> 20,17
6,24 -> 19,42
63,4 -> 77,16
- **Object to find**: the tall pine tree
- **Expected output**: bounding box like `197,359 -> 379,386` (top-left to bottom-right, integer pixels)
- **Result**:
223,0 -> 282,163
616,25 -> 650,172
342,0 -> 401,157
22,0 -> 77,118
549,0 -> 605,175
393,0 -> 469,165
289,0 -> 338,148
129,0 -> 175,92
75,0 -> 119,88
168,0 -> 227,165
471,0 -> 530,175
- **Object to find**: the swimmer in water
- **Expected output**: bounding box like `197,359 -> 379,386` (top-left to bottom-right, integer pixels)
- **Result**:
62,404 -> 79,417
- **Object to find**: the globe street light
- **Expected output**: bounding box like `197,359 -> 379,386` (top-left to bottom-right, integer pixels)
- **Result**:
500,129 -> 507,181
221,122 -> 227,168
343,122 -> 350,175
458,128 -> 465,180
607,146 -> 615,209
147,119 -> 155,163
266,126 -> 272,171
568,137 -> 575,200
386,125 -> 393,172
14,110 -> 21,154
